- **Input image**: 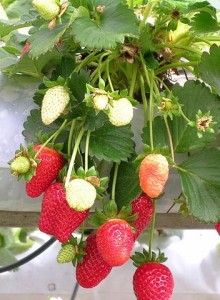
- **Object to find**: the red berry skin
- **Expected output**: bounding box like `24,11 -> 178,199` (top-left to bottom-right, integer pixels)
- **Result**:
133,262 -> 174,300
21,42 -> 31,56
139,154 -> 169,198
76,234 -> 112,288
215,222 -> 220,235
96,219 -> 134,267
131,193 -> 154,240
39,182 -> 89,243
26,145 -> 65,198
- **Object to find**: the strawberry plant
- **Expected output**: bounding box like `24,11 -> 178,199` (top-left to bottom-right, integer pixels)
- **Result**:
1,0 -> 220,298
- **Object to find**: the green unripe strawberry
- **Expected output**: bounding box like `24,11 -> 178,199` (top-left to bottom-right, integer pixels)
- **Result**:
108,98 -> 133,126
57,244 -> 77,263
32,0 -> 60,21
41,85 -> 70,125
66,179 -> 96,211
93,93 -> 109,110
10,156 -> 31,174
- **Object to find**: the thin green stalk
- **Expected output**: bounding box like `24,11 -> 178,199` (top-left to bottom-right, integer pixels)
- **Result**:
148,199 -> 156,258
65,126 -> 86,187
139,74 -> 148,126
155,61 -> 199,75
111,163 -> 119,201
106,58 -> 114,92
84,130 -> 91,173
164,117 -> 175,161
155,43 -> 202,55
74,51 -> 98,73
149,70 -> 155,151
179,107 -> 191,124
68,119 -> 77,157
34,119 -> 68,159
129,64 -> 138,98
98,52 -> 110,85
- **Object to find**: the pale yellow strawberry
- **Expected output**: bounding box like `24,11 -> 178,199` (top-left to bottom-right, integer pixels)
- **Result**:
93,92 -> 109,110
66,179 -> 96,211
32,0 -> 60,21
41,85 -> 70,125
108,98 -> 133,126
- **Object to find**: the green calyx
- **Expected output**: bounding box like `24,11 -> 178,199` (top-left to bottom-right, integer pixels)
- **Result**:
68,166 -> 108,193
131,248 -> 167,268
89,199 -> 137,227
8,143 -> 40,181
57,237 -> 86,266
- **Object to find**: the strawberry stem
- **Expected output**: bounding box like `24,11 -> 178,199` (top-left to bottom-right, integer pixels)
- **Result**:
68,119 -> 77,157
129,63 -> 138,98
84,130 -> 91,172
139,74 -> 148,127
164,117 -> 175,161
111,163 -> 119,201
106,57 -> 114,92
65,126 -> 86,187
149,70 -> 155,151
34,119 -> 68,159
148,199 -> 156,259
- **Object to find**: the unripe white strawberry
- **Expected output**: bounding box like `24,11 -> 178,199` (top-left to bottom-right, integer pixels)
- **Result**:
66,179 -> 96,211
108,98 -> 133,126
41,85 -> 70,125
93,93 -> 109,110
32,0 -> 60,21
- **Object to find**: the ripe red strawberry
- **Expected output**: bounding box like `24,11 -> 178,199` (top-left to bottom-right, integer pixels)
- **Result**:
76,233 -> 112,288
131,193 -> 154,239
139,153 -> 169,198
215,222 -> 220,235
96,219 -> 134,266
26,145 -> 65,198
39,182 -> 89,243
133,262 -> 174,300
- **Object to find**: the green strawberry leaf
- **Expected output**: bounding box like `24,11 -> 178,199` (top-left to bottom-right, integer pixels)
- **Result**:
72,1 -> 138,49
68,70 -> 90,101
22,109 -> 68,143
9,47 -> 63,78
84,110 -> 108,131
88,123 -> 135,163
28,23 -> 68,58
178,147 -> 220,223
0,47 -> 17,70
190,11 -> 219,33
115,159 -> 141,209
0,14 -> 34,38
199,45 -> 220,96
171,80 -> 220,152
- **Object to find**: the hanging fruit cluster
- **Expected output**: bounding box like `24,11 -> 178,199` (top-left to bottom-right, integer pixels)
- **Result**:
2,0 -> 220,299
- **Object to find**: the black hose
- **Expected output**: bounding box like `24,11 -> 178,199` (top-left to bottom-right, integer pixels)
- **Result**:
0,237 -> 56,273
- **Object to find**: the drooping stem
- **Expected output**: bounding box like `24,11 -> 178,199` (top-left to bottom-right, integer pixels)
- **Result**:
84,130 -> 91,173
148,199 -> 156,258
34,119 -> 68,159
139,74 -> 148,126
65,126 -> 86,187
164,117 -> 175,161
68,119 -> 77,157
149,71 -> 155,151
111,163 -> 119,201
106,57 -> 114,92
155,61 -> 198,75
129,64 -> 138,98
